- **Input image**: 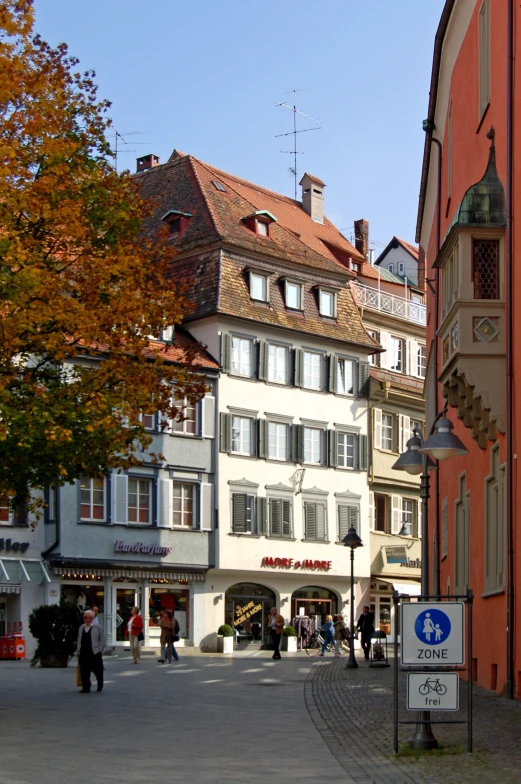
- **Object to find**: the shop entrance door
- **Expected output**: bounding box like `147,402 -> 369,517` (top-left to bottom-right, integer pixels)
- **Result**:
113,587 -> 138,643
293,598 -> 332,627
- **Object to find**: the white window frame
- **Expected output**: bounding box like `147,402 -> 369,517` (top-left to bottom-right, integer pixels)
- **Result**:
285,281 -> 303,311
172,397 -> 197,436
232,493 -> 256,534
231,415 -> 253,456
303,351 -> 322,390
172,482 -> 196,528
367,330 -> 380,366
389,336 -> 404,372
268,421 -> 288,461
381,413 -> 394,452
411,419 -> 424,438
250,272 -> 268,302
303,427 -> 322,465
268,344 -> 288,384
402,498 -> 417,537
80,476 -> 106,522
138,412 -> 155,431
127,477 -> 153,525
388,263 -> 394,274
417,344 -> 426,378
256,219 -> 269,237
319,289 -> 336,318
337,431 -> 356,469
268,497 -> 293,538
398,261 -> 405,276
231,336 -> 253,377
336,358 -> 355,395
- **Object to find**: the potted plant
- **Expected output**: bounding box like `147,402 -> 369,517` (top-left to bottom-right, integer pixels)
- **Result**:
28,603 -> 78,667
217,624 -> 234,654
282,625 -> 297,652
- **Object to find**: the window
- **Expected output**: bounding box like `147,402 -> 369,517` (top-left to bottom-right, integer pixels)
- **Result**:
389,337 -> 403,372
303,351 -> 322,389
231,336 -> 253,376
80,476 -> 105,521
381,413 -> 394,451
268,422 -> 288,460
374,493 -> 389,533
411,420 -> 424,438
338,505 -> 360,541
336,358 -> 355,395
478,0 -> 490,120
402,498 -> 418,538
128,478 -> 152,525
337,432 -> 356,469
256,220 -> 269,237
231,416 -> 253,456
304,427 -> 322,464
268,498 -> 292,537
139,413 -> 155,430
388,263 -> 394,274
285,281 -> 303,310
454,475 -> 470,594
485,446 -> 505,593
473,239 -> 499,299
168,218 -> 181,237
212,180 -> 226,192
398,262 -> 405,276
0,496 -> 12,526
319,289 -> 336,318
442,243 -> 459,318
304,502 -> 327,541
172,398 -> 197,436
352,262 -> 362,273
232,494 -> 256,534
368,330 -> 380,366
250,272 -> 268,302
268,344 -> 288,384
417,345 -> 426,378
173,483 -> 195,527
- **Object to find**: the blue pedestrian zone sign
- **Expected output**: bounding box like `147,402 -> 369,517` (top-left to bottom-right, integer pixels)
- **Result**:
401,602 -> 464,666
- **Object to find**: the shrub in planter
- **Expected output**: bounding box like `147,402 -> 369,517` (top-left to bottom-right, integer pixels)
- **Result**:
282,625 -> 298,652
283,625 -> 297,637
217,624 -> 233,637
28,603 -> 78,667
216,624 -> 233,654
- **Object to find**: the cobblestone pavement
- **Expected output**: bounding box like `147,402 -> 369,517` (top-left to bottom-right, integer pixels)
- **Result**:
306,651 -> 521,784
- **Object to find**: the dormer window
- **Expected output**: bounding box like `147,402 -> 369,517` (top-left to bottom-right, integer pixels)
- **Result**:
256,220 -> 269,237
285,280 -> 303,311
318,288 -> 337,318
161,209 -> 192,239
169,218 -> 181,237
242,210 -> 277,238
249,271 -> 269,302
352,262 -> 362,273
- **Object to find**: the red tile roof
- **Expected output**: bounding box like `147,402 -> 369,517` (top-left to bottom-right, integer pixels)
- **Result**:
395,237 -> 420,260
370,367 -> 424,394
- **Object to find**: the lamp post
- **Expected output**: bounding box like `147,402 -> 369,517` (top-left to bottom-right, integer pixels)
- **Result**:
343,526 -> 363,669
392,409 -> 468,750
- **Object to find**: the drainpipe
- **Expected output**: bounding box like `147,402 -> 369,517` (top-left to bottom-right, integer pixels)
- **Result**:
430,135 -> 442,598
506,0 -> 514,701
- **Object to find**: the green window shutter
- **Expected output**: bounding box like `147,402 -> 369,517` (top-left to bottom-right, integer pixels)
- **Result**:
349,505 -> 360,535
292,424 -> 304,463
328,430 -> 338,468
316,504 -> 326,541
220,333 -> 231,372
328,356 -> 338,393
293,348 -> 303,387
304,502 -> 316,540
258,340 -> 268,381
359,434 -> 368,471
246,495 -> 255,533
270,499 -> 282,536
232,494 -> 247,533
358,361 -> 370,397
258,497 -> 267,535
258,419 -> 268,459
338,505 -> 350,541
282,500 -> 292,537
219,412 -> 231,453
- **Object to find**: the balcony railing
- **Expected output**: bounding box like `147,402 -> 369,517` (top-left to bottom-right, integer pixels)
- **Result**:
351,282 -> 426,326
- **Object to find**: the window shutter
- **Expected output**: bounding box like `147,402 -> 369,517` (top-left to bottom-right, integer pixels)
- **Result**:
349,505 -> 360,536
200,483 -> 213,530
113,474 -> 128,524
270,499 -> 282,536
219,412 -> 232,453
292,424 -> 304,463
316,504 -> 326,540
258,340 -> 268,381
338,505 -> 350,541
358,361 -> 370,397
294,348 -> 303,387
232,493 -> 247,533
258,497 -> 267,535
304,502 -> 316,539
369,491 -> 375,531
201,395 -> 215,438
379,331 -> 391,369
399,415 -> 411,453
359,434 -> 368,471
159,478 -> 172,527
328,355 -> 338,393
220,333 -> 231,372
282,500 -> 292,537
328,430 -> 338,468
391,494 -> 402,534
374,408 -> 382,450
258,419 -> 268,459
407,340 -> 418,376
250,418 -> 258,457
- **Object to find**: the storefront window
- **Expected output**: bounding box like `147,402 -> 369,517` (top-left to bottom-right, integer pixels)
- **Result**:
149,587 -> 190,638
61,583 -> 105,628
224,583 -> 275,645
291,586 -> 338,626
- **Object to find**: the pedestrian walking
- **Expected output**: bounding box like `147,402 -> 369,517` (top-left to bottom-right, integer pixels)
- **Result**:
92,606 -> 100,626
269,607 -> 284,660
76,609 -> 105,693
357,605 -> 375,661
171,613 -> 180,662
158,609 -> 174,664
128,606 -> 144,664
333,614 -> 348,656
319,614 -> 335,656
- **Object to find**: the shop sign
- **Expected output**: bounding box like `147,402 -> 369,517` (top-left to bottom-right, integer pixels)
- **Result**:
114,541 -> 171,556
234,600 -> 262,626
262,557 -> 332,571
385,546 -> 408,564
0,539 -> 30,553
400,558 -> 421,568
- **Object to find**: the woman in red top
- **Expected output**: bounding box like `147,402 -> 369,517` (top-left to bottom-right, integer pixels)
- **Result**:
128,606 -> 144,664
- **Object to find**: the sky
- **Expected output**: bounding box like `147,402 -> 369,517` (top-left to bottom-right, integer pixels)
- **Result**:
33,0 -> 445,254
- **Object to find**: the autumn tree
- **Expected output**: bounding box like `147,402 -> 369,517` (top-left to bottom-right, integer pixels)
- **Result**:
0,1 -> 206,507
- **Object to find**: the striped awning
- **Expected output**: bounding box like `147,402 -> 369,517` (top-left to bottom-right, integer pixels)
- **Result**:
0,584 -> 21,595
52,566 -> 205,582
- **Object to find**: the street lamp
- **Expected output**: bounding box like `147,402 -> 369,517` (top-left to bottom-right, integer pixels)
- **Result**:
393,409 -> 468,750
343,526 -> 363,669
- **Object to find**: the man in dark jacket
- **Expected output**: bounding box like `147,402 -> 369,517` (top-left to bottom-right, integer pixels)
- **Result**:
357,606 -> 375,660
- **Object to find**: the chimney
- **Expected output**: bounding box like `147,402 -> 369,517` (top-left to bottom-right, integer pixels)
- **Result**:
299,173 -> 326,224
354,219 -> 369,259
136,154 -> 161,173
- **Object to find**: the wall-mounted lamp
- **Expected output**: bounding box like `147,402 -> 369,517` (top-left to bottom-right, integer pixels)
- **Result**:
216,594 -> 223,601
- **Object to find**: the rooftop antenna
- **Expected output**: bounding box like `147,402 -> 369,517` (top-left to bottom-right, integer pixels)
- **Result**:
276,90 -> 322,200
108,131 -> 149,172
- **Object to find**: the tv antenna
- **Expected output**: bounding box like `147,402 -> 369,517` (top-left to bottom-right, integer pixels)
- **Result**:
276,90 -> 322,199
108,130 -> 149,172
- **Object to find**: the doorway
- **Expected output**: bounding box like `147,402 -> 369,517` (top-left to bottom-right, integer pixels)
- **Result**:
291,586 -> 338,630
224,583 -> 275,646
113,586 -> 138,643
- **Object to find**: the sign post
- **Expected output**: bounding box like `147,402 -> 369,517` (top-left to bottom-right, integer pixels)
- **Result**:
401,602 -> 464,666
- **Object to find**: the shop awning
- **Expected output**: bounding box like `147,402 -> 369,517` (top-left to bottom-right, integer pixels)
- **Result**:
0,558 -> 50,583
51,565 -> 206,582
377,578 -> 421,596
0,584 -> 20,595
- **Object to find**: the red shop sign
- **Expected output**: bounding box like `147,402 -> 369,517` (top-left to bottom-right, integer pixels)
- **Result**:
262,556 -> 332,571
